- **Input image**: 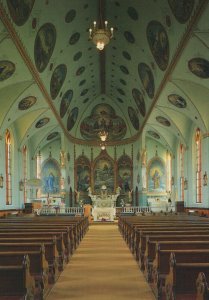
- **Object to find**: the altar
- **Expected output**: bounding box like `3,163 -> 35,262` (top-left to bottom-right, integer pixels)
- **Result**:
89,185 -> 119,222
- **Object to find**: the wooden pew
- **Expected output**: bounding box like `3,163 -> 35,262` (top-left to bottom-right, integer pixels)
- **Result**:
151,249 -> 209,300
143,239 -> 209,282
165,254 -> 209,300
0,254 -> 35,299
196,272 -> 209,300
0,242 -> 58,284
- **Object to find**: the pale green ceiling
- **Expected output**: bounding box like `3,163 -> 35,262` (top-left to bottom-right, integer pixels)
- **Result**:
0,0 -> 208,152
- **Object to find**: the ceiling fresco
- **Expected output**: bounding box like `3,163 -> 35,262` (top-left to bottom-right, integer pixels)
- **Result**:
0,0 -> 208,153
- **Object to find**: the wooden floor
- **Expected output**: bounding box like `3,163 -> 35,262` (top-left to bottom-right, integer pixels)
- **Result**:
46,223 -> 155,300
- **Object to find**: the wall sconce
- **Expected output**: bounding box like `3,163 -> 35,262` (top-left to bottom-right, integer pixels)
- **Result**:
203,171 -> 208,186
184,178 -> 188,190
0,174 -> 3,188
60,150 -> 65,167
19,179 -> 24,191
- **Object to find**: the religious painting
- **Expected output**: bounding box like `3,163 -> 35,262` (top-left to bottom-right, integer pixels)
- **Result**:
124,31 -> 135,44
18,96 -> 37,110
50,64 -> 67,100
65,9 -> 76,23
80,103 -> 127,141
35,117 -> 49,128
117,154 -> 132,194
93,152 -> 115,194
138,63 -> 155,99
147,157 -> 166,192
34,23 -> 56,73
7,0 -> 35,26
47,132 -> 59,141
122,51 -> 131,60
60,89 -> 73,118
127,7 -> 138,21
69,32 -> 80,45
148,130 -> 160,139
128,106 -> 139,130
147,21 -> 169,71
188,58 -> 209,79
67,107 -> 79,131
75,155 -> 91,193
132,88 -> 146,117
76,66 -> 85,76
73,51 -> 82,61
168,94 -> 187,108
120,65 -> 129,75
156,116 -> 171,127
41,158 -> 60,195
168,0 -> 195,24
0,60 -> 15,81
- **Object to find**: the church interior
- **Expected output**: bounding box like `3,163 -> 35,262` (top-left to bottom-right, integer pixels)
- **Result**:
1,0 -> 209,299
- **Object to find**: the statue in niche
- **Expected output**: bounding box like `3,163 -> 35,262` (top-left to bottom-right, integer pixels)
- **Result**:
152,169 -> 160,189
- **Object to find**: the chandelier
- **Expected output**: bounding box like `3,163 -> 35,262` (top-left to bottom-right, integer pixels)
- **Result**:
98,129 -> 108,150
89,0 -> 114,51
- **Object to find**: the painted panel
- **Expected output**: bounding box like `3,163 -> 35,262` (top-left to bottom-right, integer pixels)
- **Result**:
147,158 -> 166,193
93,155 -> 114,194
41,158 -> 60,195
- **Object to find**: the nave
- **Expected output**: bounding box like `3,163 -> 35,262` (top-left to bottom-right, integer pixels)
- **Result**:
47,223 -> 155,300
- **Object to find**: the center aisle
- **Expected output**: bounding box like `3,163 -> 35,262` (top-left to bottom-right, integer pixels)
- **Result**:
47,224 -> 155,300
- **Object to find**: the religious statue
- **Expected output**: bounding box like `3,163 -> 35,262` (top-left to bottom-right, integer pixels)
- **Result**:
87,186 -> 92,196
203,172 -> 208,186
152,169 -> 160,189
74,189 -> 80,203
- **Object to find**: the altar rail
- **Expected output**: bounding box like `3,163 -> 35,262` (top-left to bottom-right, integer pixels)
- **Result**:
38,206 -> 84,216
116,205 -> 175,216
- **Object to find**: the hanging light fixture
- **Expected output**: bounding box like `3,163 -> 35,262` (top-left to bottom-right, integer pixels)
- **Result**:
89,0 -> 114,50
98,129 -> 108,150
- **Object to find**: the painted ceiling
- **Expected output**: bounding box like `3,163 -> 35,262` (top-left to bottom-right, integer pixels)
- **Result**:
0,0 -> 209,154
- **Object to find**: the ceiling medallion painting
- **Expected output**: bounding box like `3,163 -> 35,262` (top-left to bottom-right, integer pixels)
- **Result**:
132,88 -> 146,117
128,106 -> 139,131
69,32 -> 80,45
188,58 -> 209,79
7,0 -> 35,26
148,130 -> 160,139
34,23 -> 56,73
168,0 -> 195,24
147,21 -> 169,71
18,96 -> 37,110
80,104 -> 127,141
50,64 -> 67,100
67,107 -> 79,131
122,51 -> 131,60
76,66 -> 85,76
124,31 -> 135,44
65,9 -> 76,23
81,89 -> 88,96
73,51 -> 82,61
47,132 -> 59,141
156,116 -> 171,127
120,65 -> 129,75
117,88 -> 125,96
0,60 -> 15,81
168,94 -> 187,108
60,90 -> 73,118
138,63 -> 155,99
127,7 -> 139,21
35,117 -> 50,128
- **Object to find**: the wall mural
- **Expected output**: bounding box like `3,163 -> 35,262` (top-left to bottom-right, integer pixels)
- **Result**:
67,107 -> 79,131
156,116 -> 171,127
138,63 -> 155,98
47,132 -> 59,141
75,155 -> 91,195
18,96 -> 37,110
147,157 -> 166,193
80,103 -> 127,141
35,117 -> 49,128
41,158 -> 60,195
117,154 -> 132,194
188,58 -> 209,79
147,20 -> 169,71
93,152 -> 115,194
60,89 -> 73,118
34,23 -> 56,73
50,64 -> 67,100
168,0 -> 195,24
128,106 -> 139,130
7,0 -> 35,26
148,130 -> 160,139
0,60 -> 15,81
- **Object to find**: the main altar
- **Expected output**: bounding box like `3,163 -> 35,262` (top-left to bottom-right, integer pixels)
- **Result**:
89,185 -> 120,221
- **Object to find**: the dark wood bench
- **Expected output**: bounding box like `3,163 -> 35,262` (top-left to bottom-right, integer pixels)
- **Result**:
165,254 -> 209,300
0,254 -> 35,299
151,249 -> 209,299
196,272 -> 209,300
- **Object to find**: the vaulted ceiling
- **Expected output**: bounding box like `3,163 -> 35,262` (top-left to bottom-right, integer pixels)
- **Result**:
0,0 -> 209,154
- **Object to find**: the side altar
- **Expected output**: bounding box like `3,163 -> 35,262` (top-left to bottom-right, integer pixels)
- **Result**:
89,185 -> 120,221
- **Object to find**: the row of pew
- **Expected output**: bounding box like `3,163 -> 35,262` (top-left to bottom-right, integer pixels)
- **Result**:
118,213 -> 209,300
0,214 -> 89,299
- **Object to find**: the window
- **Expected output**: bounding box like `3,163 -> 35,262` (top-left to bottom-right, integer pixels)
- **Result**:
166,150 -> 172,192
5,130 -> 12,205
22,145 -> 27,203
180,144 -> 184,201
196,128 -> 202,203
